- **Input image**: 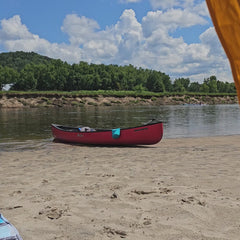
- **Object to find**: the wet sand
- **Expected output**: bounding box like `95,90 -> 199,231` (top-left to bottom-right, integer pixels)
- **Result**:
1,135 -> 240,240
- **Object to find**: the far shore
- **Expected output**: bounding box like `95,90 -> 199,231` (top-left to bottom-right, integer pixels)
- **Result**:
0,92 -> 238,108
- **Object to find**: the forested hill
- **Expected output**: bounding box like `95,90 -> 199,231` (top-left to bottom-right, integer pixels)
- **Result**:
0,51 -> 55,71
0,51 -> 236,94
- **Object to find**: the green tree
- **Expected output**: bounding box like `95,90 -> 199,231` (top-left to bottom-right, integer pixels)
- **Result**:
0,65 -> 3,88
188,82 -> 201,92
99,69 -> 111,90
200,83 -> 209,93
0,66 -> 19,87
35,64 -> 55,90
204,75 -> 218,93
172,80 -> 184,92
217,80 -> 226,93
228,82 -> 236,93
14,64 -> 37,90
146,72 -> 165,92
1,51 -> 239,94
162,74 -> 172,92
217,81 -> 236,93
173,78 -> 190,92
53,60 -> 69,90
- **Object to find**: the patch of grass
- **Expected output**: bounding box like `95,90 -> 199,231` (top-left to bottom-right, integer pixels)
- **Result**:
102,102 -> 112,106
71,101 -> 80,106
87,102 -> 98,106
41,97 -> 48,101
129,99 -> 140,104
110,100 -> 121,104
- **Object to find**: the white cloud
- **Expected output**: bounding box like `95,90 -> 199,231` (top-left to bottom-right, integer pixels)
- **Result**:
193,1 -> 209,17
149,0 -> 177,9
113,9 -> 143,61
200,27 -> 223,56
61,14 -> 100,46
0,15 -> 85,63
0,4 -> 233,83
0,15 -> 33,41
142,9 -> 207,38
149,0 -> 202,10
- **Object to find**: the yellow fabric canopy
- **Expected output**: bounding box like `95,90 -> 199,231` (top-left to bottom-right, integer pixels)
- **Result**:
206,0 -> 240,103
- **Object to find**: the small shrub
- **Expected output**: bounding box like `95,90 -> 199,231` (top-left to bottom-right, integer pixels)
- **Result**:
103,102 -> 112,106
88,102 -> 98,106
71,101 -> 79,106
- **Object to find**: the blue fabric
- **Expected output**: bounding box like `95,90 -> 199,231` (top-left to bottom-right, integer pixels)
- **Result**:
0,214 -> 22,240
0,225 -> 13,238
112,128 -> 121,139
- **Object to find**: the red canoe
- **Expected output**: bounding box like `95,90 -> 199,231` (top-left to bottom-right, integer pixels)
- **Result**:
51,120 -> 163,146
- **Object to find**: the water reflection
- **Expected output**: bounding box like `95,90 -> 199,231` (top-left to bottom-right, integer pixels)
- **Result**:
163,104 -> 240,138
0,104 -> 240,145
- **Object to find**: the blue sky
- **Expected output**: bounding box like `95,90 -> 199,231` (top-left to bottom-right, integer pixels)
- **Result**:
0,0 -> 233,83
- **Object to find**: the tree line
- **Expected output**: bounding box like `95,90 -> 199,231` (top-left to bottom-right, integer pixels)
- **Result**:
0,51 -> 236,93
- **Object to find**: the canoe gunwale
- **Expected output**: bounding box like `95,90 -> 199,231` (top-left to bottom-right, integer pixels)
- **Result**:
51,119 -> 162,133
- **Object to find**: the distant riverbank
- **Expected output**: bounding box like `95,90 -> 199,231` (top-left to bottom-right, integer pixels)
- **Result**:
0,92 -> 238,108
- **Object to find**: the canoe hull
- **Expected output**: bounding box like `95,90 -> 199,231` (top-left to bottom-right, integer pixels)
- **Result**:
51,122 -> 163,146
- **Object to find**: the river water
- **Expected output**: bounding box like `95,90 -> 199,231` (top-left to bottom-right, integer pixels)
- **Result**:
0,104 -> 240,150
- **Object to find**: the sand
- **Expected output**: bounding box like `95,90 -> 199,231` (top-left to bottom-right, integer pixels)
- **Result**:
0,135 -> 240,240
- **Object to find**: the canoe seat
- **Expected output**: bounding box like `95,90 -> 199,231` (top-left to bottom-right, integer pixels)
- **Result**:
79,127 -> 96,132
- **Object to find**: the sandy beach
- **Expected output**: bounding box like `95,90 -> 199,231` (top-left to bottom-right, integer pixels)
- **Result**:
1,135 -> 240,240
